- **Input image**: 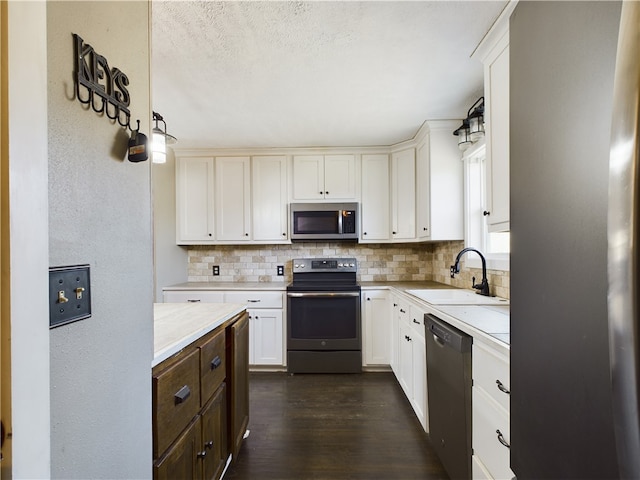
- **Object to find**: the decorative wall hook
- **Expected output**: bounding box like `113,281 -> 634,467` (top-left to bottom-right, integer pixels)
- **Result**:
73,33 -> 138,131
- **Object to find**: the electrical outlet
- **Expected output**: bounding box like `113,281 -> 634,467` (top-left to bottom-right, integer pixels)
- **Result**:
212,265 -> 220,276
49,265 -> 91,328
277,265 -> 284,276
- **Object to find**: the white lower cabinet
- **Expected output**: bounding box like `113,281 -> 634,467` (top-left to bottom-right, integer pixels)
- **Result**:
394,297 -> 428,431
472,341 -> 513,480
162,289 -> 285,367
362,289 -> 391,366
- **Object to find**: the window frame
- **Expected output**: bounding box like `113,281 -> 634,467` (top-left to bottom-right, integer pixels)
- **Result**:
462,139 -> 510,272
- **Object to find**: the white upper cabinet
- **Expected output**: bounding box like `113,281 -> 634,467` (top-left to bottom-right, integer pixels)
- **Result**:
176,156 -> 215,243
361,154 -> 391,242
416,121 -> 464,241
292,154 -> 356,201
215,156 -> 251,241
251,156 -> 289,242
474,9 -> 512,232
391,148 -> 416,240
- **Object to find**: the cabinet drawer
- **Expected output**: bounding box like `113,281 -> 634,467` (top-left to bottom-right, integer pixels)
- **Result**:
199,329 -> 226,405
408,304 -> 426,339
473,342 -> 510,411
224,291 -> 283,308
153,349 -> 201,457
472,386 -> 513,480
163,291 -> 225,303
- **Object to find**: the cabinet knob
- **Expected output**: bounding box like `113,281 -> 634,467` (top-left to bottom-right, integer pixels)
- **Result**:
363,232 -> 367,235
392,231 -> 397,235
174,385 -> 191,404
367,297 -> 371,301
325,191 -> 329,195
423,227 -> 428,231
197,450 -> 207,459
282,233 -> 286,236
496,379 -> 510,395
496,430 -> 510,449
205,440 -> 214,449
208,233 -> 212,237
319,191 -> 323,195
211,356 -> 222,370
483,210 -> 491,216
245,233 -> 249,236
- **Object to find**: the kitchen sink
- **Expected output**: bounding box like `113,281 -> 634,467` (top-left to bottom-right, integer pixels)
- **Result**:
406,289 -> 510,305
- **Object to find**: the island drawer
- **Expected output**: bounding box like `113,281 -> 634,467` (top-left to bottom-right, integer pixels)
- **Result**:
199,329 -> 226,405
153,348 -> 201,458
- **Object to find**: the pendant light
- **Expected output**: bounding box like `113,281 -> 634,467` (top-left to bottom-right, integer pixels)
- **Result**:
152,111 -> 177,164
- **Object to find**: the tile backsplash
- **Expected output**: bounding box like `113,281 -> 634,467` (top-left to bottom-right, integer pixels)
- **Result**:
187,240 -> 510,299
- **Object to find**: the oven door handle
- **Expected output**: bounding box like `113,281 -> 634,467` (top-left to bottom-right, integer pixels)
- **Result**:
287,292 -> 361,298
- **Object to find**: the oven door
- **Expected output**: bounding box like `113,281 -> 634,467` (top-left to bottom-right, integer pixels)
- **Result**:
286,291 -> 361,351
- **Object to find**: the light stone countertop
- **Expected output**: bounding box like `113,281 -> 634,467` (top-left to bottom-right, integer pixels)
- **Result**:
153,302 -> 246,367
161,280 -> 511,351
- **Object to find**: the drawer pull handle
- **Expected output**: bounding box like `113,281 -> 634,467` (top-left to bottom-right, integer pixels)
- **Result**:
187,299 -> 201,303
496,429 -> 510,449
496,380 -> 510,395
205,440 -> 214,449
247,299 -> 261,303
211,356 -> 222,370
413,319 -> 421,325
174,385 -> 191,404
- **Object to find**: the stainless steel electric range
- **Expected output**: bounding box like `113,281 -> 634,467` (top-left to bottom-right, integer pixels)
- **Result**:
286,258 -> 361,373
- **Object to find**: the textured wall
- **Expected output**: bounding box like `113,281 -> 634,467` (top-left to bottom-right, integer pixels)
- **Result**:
47,2 -> 153,478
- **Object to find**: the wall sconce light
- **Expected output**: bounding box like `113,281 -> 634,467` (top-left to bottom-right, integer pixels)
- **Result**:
453,118 -> 473,151
453,97 -> 485,151
152,111 -> 177,164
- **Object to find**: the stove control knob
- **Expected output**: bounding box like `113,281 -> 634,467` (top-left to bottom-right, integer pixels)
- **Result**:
350,263 -> 355,267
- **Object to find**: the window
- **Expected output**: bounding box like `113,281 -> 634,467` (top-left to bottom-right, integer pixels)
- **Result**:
463,140 -> 510,271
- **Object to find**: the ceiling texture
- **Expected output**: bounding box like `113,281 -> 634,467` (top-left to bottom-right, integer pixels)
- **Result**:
151,0 -> 508,149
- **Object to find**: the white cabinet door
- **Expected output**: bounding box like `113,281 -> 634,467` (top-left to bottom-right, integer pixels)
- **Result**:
215,156 -> 251,241
361,154 -> 390,242
391,149 -> 416,240
248,308 -> 284,366
323,154 -> 356,200
418,122 -> 464,241
412,331 -> 427,431
252,156 -> 288,242
416,139 -> 431,241
292,154 -> 356,201
292,155 -> 325,200
176,157 -> 215,243
397,320 -> 414,399
363,290 -> 391,366
484,35 -> 510,232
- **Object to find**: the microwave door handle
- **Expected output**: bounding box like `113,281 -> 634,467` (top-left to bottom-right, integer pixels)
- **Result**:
338,210 -> 343,234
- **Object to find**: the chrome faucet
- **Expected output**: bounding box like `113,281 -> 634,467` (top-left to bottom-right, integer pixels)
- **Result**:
450,247 -> 491,296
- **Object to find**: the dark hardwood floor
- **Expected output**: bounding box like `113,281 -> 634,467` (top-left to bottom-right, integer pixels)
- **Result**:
225,372 -> 448,480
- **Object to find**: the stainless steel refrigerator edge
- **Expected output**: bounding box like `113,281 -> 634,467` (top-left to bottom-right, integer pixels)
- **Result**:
608,2 -> 640,477
510,2 -> 623,478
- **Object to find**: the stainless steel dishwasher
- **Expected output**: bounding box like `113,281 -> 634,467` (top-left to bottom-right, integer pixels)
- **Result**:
425,313 -> 472,480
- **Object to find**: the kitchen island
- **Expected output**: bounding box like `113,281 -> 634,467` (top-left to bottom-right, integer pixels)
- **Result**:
153,302 -> 250,480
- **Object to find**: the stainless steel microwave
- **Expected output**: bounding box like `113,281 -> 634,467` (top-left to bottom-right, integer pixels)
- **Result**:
290,203 -> 359,241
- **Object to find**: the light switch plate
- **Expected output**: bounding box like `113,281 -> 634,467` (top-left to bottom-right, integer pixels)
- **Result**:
49,264 -> 91,328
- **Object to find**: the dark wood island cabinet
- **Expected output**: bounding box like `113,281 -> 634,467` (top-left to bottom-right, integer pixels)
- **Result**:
153,304 -> 249,480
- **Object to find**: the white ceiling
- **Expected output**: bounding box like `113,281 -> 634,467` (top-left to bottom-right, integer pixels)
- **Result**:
151,0 -> 508,149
